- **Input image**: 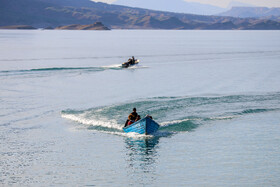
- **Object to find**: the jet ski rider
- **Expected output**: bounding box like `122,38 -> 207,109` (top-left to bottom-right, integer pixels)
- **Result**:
128,56 -> 135,65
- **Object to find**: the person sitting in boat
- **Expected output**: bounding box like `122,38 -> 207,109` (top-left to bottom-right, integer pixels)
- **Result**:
126,114 -> 136,126
130,108 -> 138,119
127,115 -> 141,126
135,115 -> 141,122
124,108 -> 138,127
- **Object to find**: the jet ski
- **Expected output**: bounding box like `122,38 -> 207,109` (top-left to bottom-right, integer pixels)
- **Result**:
122,58 -> 139,68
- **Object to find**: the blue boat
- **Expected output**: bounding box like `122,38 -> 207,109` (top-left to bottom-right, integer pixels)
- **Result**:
123,116 -> 160,135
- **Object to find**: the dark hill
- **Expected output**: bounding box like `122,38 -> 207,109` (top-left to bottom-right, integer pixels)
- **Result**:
55,22 -> 110,30
0,25 -> 36,29
0,0 -> 280,30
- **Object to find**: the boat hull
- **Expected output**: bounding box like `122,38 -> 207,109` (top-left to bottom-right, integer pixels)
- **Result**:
123,117 -> 160,135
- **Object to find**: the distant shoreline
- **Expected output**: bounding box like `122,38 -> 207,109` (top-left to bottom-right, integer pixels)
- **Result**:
0,22 -> 110,31
1,26 -> 280,31
0,25 -> 37,30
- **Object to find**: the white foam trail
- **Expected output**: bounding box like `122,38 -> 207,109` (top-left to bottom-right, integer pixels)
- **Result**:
98,130 -> 174,138
101,64 -> 122,68
160,119 -> 193,127
209,116 -> 235,120
102,64 -> 148,69
127,65 -> 148,69
61,113 -> 123,130
81,129 -> 154,138
160,116 -> 235,126
99,131 -> 154,138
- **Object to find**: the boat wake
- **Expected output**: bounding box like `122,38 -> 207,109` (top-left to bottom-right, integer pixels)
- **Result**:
0,66 -> 119,76
61,92 -> 280,137
0,63 -> 148,77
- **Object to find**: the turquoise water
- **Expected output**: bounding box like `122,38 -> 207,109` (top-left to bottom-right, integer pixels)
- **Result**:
1,30 -> 280,186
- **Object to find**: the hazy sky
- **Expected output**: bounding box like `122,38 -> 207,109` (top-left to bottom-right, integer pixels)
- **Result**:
92,0 -> 280,8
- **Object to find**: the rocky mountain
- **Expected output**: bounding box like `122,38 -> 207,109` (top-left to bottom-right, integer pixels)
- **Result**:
219,7 -> 280,21
0,0 -> 280,30
113,0 -> 226,15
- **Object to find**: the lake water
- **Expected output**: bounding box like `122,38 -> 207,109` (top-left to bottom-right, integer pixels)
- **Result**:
1,30 -> 280,186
